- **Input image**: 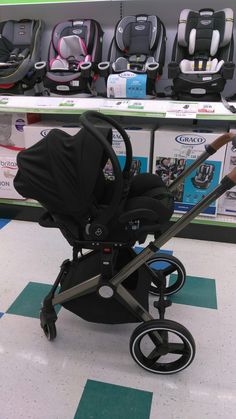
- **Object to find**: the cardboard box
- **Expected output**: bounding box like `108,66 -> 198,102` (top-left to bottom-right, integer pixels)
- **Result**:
218,139 -> 236,216
104,128 -> 152,178
0,148 -> 24,199
24,121 -> 81,148
153,127 -> 226,216
0,113 -> 40,150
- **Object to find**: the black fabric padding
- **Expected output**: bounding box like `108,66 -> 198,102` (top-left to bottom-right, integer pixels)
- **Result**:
122,194 -> 173,224
129,173 -> 166,197
185,12 -> 198,45
14,127 -> 112,222
0,35 -> 13,62
123,22 -> 151,54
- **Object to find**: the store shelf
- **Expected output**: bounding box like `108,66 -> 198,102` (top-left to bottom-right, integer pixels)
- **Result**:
0,95 -> 236,120
0,0 -> 110,5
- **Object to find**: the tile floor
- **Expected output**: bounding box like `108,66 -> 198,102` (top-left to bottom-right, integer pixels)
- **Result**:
0,219 -> 236,419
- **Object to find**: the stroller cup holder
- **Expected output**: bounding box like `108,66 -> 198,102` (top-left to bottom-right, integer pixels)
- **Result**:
14,113 -> 236,375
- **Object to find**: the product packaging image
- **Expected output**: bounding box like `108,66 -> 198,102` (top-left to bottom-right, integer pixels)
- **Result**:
153,127 -> 226,216
0,113 -> 40,150
0,148 -> 24,200
104,127 -> 152,178
107,72 -> 147,98
218,137 -> 236,216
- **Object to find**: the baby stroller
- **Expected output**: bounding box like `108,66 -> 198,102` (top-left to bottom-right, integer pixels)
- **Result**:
14,112 -> 236,374
0,19 -> 43,95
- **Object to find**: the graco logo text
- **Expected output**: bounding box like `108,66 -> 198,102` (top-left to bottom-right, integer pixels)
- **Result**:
175,135 -> 206,145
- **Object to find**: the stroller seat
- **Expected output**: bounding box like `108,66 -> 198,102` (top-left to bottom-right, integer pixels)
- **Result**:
99,15 -> 166,97
45,19 -> 103,95
168,8 -> 235,100
0,19 -> 42,94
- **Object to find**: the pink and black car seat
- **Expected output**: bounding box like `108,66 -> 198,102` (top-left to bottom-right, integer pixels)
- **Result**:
168,8 -> 235,100
99,15 -> 166,96
0,19 -> 42,94
44,19 -> 103,95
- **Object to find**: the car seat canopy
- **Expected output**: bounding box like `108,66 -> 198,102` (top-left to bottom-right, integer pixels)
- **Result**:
14,127 -> 112,220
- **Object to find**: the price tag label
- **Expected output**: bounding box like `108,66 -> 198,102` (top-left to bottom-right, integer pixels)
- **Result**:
166,102 -> 198,118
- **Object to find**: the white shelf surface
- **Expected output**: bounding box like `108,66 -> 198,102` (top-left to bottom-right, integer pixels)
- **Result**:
0,95 -> 236,120
0,0 -> 111,6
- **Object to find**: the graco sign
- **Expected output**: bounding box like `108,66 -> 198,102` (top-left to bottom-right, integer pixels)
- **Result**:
175,135 -> 206,145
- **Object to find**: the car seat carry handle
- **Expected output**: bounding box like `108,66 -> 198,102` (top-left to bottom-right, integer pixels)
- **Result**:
80,111 -> 132,238
80,111 -> 133,176
169,132 -> 236,193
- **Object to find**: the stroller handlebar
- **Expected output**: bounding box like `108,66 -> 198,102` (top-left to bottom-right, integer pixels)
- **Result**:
209,132 -> 236,153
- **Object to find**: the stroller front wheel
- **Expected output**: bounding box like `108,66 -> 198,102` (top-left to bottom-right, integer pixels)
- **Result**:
42,322 -> 57,341
130,319 -> 195,374
40,310 -> 57,341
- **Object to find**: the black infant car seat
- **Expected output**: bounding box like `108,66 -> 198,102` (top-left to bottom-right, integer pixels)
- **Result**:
192,163 -> 215,189
168,8 -> 235,100
99,15 -> 166,97
0,19 -> 43,94
44,19 -> 103,95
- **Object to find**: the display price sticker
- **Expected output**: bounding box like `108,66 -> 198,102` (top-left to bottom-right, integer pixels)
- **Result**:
59,99 -> 76,107
166,102 -> 198,118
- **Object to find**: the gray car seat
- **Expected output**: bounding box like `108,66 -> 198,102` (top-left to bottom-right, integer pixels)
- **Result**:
0,19 -> 43,94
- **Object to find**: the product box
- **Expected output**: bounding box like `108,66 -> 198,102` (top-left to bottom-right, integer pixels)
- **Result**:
0,147 -> 24,200
153,127 -> 226,216
24,121 -> 81,148
0,113 -> 40,149
107,72 -> 147,98
218,139 -> 236,216
104,127 -> 152,178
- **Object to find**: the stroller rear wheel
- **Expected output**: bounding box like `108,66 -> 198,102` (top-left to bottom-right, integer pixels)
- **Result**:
146,254 -> 186,296
130,319 -> 195,374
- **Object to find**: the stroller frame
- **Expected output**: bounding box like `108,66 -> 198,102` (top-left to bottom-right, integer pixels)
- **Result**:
38,116 -> 236,374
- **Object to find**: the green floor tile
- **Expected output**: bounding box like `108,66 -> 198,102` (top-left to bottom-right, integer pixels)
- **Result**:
169,274 -> 217,309
74,379 -> 153,419
6,282 -> 61,318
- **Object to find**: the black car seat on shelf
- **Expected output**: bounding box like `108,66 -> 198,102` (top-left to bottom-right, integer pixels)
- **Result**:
99,15 -> 166,97
168,8 -> 235,101
192,163 -> 215,189
44,19 -> 103,95
0,19 -> 43,94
